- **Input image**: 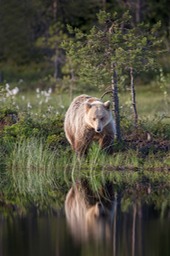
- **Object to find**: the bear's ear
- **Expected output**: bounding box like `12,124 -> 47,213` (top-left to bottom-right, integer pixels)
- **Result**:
85,102 -> 92,112
104,101 -> 110,109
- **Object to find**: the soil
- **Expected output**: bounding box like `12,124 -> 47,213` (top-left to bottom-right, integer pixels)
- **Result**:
124,128 -> 170,157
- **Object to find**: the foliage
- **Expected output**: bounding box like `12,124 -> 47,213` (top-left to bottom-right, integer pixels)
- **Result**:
62,11 -> 163,90
0,0 -> 169,86
1,112 -> 66,148
0,0 -> 169,62
36,22 -> 68,79
0,0 -> 34,63
0,61 -> 52,87
0,84 -> 67,151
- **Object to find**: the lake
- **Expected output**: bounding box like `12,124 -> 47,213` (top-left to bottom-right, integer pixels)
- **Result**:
0,200 -> 169,256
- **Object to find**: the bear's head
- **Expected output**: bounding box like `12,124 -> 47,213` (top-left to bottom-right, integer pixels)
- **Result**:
86,202 -> 109,221
84,100 -> 112,133
85,202 -> 112,240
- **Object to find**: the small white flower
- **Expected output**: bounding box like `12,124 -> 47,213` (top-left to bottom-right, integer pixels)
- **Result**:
19,79 -> 24,84
6,92 -> 11,97
44,91 -> 49,97
5,83 -> 10,90
11,87 -> 19,95
48,88 -> 52,94
48,105 -> 53,112
6,83 -> 11,96
27,102 -> 32,109
36,88 -> 40,94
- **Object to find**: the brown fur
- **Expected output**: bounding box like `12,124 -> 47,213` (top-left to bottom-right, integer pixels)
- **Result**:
64,94 -> 115,157
64,182 -> 113,243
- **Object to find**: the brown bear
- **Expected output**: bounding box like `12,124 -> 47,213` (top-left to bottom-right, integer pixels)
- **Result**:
64,94 -> 115,157
64,181 -> 113,243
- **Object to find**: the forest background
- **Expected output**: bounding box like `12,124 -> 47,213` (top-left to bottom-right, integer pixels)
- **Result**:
0,0 -> 170,87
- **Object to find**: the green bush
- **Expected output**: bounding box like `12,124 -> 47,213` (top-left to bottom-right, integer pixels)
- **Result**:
2,113 -> 67,147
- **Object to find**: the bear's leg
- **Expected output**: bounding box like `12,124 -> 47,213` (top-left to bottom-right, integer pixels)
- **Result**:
74,141 -> 90,157
99,135 -> 114,154
74,136 -> 93,158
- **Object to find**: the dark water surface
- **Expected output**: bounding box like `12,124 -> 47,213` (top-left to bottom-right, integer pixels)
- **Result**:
0,203 -> 170,256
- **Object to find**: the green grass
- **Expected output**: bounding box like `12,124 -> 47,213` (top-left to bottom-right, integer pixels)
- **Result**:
1,81 -> 169,120
2,138 -> 71,210
8,138 -> 56,195
120,84 -> 170,122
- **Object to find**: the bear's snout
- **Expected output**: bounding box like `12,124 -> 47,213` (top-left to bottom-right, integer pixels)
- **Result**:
96,127 -> 102,133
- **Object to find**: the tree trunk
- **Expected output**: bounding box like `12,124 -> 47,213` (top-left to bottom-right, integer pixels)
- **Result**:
135,0 -> 141,23
52,0 -> 57,21
111,63 -> 121,141
132,203 -> 137,256
112,193 -> 117,256
130,67 -> 138,127
101,0 -> 106,10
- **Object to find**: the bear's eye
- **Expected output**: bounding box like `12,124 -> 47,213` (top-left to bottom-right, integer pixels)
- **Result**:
93,117 -> 96,121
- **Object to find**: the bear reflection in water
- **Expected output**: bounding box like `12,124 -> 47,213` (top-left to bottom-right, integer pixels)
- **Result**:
65,181 -> 114,243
